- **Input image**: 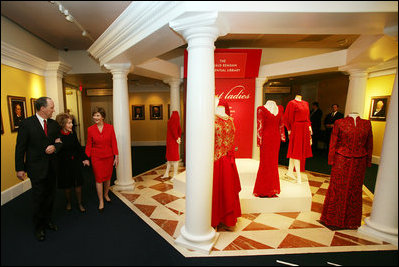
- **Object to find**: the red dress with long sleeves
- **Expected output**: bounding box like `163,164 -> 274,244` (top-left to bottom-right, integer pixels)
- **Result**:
320,116 -> 373,229
284,99 -> 312,171
166,111 -> 182,161
253,105 -> 286,197
211,115 -> 242,228
85,123 -> 118,183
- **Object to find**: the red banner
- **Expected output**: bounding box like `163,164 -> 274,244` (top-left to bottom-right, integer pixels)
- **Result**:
216,79 -> 255,158
214,53 -> 247,78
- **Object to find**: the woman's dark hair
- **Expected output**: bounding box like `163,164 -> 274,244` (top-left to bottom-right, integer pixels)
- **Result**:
35,97 -> 51,112
92,107 -> 106,119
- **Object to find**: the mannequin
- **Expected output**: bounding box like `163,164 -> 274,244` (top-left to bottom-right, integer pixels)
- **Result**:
264,100 -> 278,116
348,112 -> 360,126
215,96 -> 229,118
162,110 -> 182,179
284,94 -> 313,184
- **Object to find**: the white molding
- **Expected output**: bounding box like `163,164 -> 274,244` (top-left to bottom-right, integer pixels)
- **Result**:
1,179 -> 31,206
131,141 -> 166,146
372,155 -> 380,165
1,41 -> 47,75
88,1 -> 185,65
368,68 -> 397,78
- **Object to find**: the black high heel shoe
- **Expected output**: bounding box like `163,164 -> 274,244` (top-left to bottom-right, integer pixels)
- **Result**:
98,207 -> 104,213
104,196 -> 112,204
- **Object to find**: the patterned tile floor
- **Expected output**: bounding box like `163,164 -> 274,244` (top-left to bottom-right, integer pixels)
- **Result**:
111,163 -> 397,257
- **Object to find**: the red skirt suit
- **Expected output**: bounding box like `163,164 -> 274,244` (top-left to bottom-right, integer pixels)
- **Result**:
166,111 -> 182,161
85,123 -> 118,183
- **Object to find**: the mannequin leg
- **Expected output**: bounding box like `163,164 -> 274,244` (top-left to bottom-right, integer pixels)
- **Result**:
172,161 -> 179,178
162,161 -> 171,178
293,159 -> 302,184
286,158 -> 296,180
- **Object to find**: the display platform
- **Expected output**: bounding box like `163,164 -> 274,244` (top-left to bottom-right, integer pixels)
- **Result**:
173,158 -> 312,213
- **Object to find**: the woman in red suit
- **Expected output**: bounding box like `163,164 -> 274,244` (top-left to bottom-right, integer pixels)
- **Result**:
85,107 -> 119,212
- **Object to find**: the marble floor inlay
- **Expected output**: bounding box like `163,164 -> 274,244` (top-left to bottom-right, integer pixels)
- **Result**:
111,163 -> 397,257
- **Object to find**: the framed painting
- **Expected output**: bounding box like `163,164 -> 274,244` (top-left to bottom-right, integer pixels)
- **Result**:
132,105 -> 145,120
30,98 -> 38,115
150,104 -> 163,120
7,95 -> 27,132
369,96 -> 390,121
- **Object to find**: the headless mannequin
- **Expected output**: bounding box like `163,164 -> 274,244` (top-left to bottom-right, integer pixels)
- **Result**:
215,96 -> 229,119
162,110 -> 181,179
285,95 -> 312,184
264,100 -> 278,116
348,112 -> 359,126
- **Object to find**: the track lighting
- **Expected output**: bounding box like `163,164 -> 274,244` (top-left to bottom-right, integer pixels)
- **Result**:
65,15 -> 74,22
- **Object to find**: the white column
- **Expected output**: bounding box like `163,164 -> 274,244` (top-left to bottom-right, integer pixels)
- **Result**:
170,12 -> 228,254
164,78 -> 181,117
344,69 -> 368,116
45,61 -> 71,115
358,72 -> 398,246
104,63 -> 135,191
252,77 -> 267,160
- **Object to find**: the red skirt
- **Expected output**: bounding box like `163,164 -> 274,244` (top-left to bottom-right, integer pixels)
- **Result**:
320,153 -> 367,229
91,156 -> 114,183
287,121 -> 312,160
211,152 -> 242,227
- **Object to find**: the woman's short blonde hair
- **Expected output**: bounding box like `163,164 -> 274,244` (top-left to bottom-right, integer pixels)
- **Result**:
56,113 -> 72,129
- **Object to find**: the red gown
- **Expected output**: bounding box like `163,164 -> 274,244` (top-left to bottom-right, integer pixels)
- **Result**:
253,105 -> 286,197
166,111 -> 182,161
211,115 -> 242,228
85,123 -> 119,183
320,116 -> 373,229
284,99 -> 312,170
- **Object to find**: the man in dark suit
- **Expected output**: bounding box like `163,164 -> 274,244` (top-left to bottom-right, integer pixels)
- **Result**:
310,102 -> 323,152
15,97 -> 61,241
324,104 -> 344,149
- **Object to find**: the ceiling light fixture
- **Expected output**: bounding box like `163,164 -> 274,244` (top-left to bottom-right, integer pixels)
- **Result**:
51,1 -> 94,42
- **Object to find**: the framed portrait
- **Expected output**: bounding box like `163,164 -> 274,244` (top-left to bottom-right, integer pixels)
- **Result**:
132,105 -> 145,120
369,96 -> 390,121
7,95 -> 27,132
168,104 -> 171,118
30,98 -> 38,115
150,104 -> 163,120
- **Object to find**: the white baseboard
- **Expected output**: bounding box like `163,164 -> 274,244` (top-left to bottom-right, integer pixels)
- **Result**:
1,179 -> 32,206
131,141 -> 166,146
372,155 -> 380,165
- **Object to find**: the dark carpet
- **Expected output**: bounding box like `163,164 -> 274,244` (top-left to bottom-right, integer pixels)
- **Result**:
1,146 -> 396,266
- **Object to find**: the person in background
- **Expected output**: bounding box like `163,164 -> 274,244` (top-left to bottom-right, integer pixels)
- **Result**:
324,104 -> 343,150
55,113 -> 90,213
85,107 -> 119,212
15,97 -> 61,241
310,101 -> 322,152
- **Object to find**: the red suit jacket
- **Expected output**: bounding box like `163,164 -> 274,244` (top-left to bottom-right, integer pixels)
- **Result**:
85,123 -> 118,159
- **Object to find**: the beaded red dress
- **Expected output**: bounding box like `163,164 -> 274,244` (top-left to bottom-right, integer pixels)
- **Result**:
211,114 -> 242,228
284,99 -> 313,170
166,111 -> 182,161
253,104 -> 286,197
320,116 -> 373,229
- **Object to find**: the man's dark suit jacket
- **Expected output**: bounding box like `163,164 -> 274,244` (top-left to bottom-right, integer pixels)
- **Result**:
324,111 -> 344,129
15,115 -> 61,180
310,108 -> 323,132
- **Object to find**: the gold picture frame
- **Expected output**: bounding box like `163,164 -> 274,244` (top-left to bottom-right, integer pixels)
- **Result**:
7,95 -> 27,132
369,96 -> 390,121
150,104 -> 163,120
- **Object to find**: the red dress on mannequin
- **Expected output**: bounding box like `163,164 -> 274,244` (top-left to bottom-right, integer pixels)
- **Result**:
166,111 -> 182,161
253,104 -> 285,197
320,116 -> 373,229
211,115 -> 242,228
284,99 -> 313,167
85,123 -> 118,183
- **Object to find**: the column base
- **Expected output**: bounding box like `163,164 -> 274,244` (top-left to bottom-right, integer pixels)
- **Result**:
358,217 -> 398,246
113,180 -> 136,192
175,228 -> 219,255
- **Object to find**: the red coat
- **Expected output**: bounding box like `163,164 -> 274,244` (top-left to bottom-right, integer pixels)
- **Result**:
166,111 -> 182,161
321,116 -> 373,229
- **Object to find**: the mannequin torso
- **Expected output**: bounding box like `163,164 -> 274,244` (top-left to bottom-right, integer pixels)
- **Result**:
348,112 -> 360,126
295,95 -> 302,101
264,100 -> 278,116
215,96 -> 229,119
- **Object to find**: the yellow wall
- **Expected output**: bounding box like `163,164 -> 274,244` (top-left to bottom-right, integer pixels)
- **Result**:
364,73 -> 396,157
129,92 -> 171,142
1,64 -> 46,191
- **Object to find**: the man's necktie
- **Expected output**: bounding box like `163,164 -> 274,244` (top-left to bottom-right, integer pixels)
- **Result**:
44,119 -> 48,136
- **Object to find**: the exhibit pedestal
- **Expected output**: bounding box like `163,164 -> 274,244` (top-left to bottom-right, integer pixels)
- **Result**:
173,158 -> 312,213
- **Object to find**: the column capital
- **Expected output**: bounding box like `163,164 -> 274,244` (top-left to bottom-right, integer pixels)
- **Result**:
104,63 -> 132,75
256,77 -> 268,87
45,61 -> 71,77
163,77 -> 181,87
339,65 -> 369,77
170,12 -> 229,49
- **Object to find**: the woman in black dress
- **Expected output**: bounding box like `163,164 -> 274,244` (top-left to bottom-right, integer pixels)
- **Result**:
55,113 -> 90,212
